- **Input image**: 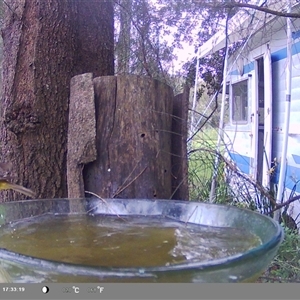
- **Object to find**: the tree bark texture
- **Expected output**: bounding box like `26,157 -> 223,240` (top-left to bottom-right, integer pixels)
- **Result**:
83,75 -> 174,199
116,0 -> 132,74
0,0 -> 114,201
171,87 -> 189,200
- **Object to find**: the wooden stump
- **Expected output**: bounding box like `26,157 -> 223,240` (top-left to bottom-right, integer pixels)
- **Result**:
83,75 -> 174,199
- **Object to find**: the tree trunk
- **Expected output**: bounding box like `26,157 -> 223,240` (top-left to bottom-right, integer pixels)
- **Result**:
0,0 -> 114,201
116,0 -> 132,74
83,75 -> 174,199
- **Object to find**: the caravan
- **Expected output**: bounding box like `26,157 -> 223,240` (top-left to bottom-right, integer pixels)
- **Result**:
197,1 -> 300,223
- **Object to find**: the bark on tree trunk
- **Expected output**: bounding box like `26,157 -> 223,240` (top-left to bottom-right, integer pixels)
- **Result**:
83,75 -> 174,199
0,0 -> 114,202
116,0 -> 132,74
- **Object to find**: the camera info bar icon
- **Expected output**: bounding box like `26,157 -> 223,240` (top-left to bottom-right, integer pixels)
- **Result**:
1,284 -> 105,299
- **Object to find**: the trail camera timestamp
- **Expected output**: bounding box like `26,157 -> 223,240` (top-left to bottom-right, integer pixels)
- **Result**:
2,286 -> 26,292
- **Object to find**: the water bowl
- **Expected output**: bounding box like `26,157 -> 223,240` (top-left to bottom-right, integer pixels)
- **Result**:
0,198 -> 283,283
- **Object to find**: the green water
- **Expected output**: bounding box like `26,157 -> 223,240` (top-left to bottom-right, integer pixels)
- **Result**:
0,214 -> 261,269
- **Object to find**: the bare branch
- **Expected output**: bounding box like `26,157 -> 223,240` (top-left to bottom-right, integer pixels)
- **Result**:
269,194 -> 300,214
194,0 -> 300,18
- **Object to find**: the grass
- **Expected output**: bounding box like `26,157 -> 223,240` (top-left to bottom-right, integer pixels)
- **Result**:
188,128 -> 231,203
258,225 -> 300,283
188,129 -> 216,201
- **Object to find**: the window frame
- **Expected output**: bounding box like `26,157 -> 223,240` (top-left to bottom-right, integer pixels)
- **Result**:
230,78 -> 249,125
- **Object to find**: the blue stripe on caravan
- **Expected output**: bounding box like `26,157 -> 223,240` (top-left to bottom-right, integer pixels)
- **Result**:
230,39 -> 300,75
228,152 -> 250,174
292,30 -> 300,40
228,153 -> 300,192
292,154 -> 300,165
272,164 -> 300,193
271,40 -> 300,63
229,62 -> 255,76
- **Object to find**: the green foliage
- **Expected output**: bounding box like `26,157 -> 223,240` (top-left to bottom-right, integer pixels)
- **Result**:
114,0 -> 177,81
260,226 -> 300,282
188,128 -> 231,203
114,0 -> 250,89
188,130 -> 215,201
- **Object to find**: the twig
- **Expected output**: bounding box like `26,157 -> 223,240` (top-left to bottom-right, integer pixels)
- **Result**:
193,0 -> 300,19
189,147 -> 277,207
224,154 -> 300,215
85,190 -> 127,222
169,176 -> 188,200
112,166 -> 148,198
224,156 -> 277,207
114,163 -> 139,194
3,0 -> 17,16
268,195 -> 300,214
185,205 -> 198,225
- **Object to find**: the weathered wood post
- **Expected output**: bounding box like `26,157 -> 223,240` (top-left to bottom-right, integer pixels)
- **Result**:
171,86 -> 189,200
67,73 -> 97,200
83,75 -> 174,199
67,74 -> 189,201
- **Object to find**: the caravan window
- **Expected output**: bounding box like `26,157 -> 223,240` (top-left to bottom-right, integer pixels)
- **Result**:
231,80 -> 248,123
